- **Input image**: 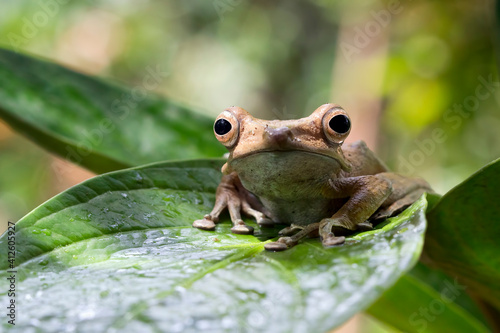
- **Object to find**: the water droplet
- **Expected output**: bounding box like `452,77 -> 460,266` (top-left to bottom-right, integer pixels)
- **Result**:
135,173 -> 143,182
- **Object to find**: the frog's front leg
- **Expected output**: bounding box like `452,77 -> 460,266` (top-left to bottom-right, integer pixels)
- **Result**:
265,223 -> 320,251
193,172 -> 272,235
264,175 -> 392,251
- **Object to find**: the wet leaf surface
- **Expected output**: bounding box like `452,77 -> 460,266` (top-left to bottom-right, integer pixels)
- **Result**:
0,159 -> 427,332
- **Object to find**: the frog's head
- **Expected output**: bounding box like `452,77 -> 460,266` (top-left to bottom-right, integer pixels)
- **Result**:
214,103 -> 352,176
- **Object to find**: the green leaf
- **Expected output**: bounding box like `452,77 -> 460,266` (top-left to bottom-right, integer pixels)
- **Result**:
367,162 -> 498,333
0,160 -> 426,332
0,48 -> 226,173
367,267 -> 490,333
423,158 -> 500,314
407,262 -> 490,325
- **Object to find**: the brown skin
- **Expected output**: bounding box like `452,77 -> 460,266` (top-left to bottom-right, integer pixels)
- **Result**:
193,104 -> 432,251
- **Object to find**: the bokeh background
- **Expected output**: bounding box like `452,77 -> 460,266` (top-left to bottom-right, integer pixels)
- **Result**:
0,1 -> 499,331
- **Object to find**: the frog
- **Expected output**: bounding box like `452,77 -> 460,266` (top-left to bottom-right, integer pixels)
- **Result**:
193,103 -> 432,251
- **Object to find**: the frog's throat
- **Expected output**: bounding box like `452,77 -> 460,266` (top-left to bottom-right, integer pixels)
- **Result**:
221,149 -> 352,175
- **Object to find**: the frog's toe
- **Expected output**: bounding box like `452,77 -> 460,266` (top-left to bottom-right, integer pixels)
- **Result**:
193,217 -> 216,231
257,217 -> 275,228
320,217 -> 357,233
264,241 -> 288,251
321,234 -> 346,247
264,236 -> 297,251
231,221 -> 254,235
357,221 -> 373,231
278,225 -> 303,236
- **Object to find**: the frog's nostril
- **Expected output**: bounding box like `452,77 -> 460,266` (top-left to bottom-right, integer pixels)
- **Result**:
266,127 -> 292,145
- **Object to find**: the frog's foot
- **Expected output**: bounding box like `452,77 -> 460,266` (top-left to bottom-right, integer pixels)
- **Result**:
265,223 -> 319,251
255,215 -> 274,228
321,233 -> 346,247
264,236 -> 297,251
319,217 -> 356,248
357,221 -> 373,232
320,217 -> 356,234
192,214 -> 217,231
319,219 -> 373,247
231,220 -> 254,235
278,224 -> 304,236
240,202 -> 274,231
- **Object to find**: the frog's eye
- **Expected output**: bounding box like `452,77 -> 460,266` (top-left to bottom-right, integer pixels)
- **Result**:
214,111 -> 239,148
322,108 -> 351,144
329,115 -> 350,134
214,119 -> 232,135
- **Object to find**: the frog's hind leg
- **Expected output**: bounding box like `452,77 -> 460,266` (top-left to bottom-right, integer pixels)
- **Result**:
264,223 -> 320,251
371,189 -> 425,221
370,173 -> 432,221
277,224 -> 305,237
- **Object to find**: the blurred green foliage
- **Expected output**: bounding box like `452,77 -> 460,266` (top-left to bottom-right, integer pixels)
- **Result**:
0,134 -> 53,221
0,0 -> 498,254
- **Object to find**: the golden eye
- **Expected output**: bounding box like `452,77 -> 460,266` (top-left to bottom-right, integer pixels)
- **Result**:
214,110 -> 239,148
322,108 -> 351,144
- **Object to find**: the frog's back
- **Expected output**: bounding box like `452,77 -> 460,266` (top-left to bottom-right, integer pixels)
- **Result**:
342,140 -> 389,177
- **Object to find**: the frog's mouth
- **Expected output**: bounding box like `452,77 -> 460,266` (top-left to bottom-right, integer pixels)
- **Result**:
224,150 -> 347,198
222,149 -> 351,177
230,148 -> 351,172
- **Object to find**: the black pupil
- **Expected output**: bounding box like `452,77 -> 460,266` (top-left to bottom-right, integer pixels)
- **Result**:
214,119 -> 232,135
329,115 -> 350,134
